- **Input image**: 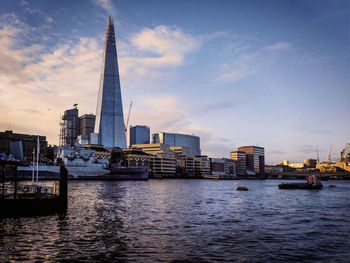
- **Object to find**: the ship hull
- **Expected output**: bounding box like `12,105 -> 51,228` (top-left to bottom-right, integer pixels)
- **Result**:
279,183 -> 323,190
100,166 -> 149,180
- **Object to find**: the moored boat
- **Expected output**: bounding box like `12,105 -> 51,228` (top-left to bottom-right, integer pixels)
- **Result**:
279,175 -> 323,190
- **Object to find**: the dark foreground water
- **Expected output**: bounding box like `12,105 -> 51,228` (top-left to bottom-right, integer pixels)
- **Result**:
1,180 -> 349,262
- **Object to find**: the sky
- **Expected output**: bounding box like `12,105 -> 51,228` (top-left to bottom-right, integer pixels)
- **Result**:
0,0 -> 349,164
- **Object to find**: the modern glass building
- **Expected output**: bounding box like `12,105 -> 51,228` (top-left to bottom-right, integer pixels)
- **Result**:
94,17 -> 126,148
130,125 -> 150,146
152,132 -> 201,156
238,146 -> 265,175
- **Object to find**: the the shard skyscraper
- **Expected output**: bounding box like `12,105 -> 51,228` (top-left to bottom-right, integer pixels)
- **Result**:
94,17 -> 126,148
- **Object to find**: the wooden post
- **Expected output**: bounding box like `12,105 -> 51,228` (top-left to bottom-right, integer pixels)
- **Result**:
59,164 -> 68,208
14,165 -> 17,199
1,165 -> 4,197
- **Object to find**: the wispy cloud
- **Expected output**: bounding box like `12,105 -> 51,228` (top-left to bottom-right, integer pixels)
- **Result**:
92,0 -> 116,15
20,0 -> 54,23
217,41 -> 291,83
119,26 -> 199,83
264,42 -> 291,51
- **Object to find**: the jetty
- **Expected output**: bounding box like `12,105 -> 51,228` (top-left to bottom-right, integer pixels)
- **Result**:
0,160 -> 68,217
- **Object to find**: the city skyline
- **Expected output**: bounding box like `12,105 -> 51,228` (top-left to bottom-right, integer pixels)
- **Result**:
0,0 -> 348,164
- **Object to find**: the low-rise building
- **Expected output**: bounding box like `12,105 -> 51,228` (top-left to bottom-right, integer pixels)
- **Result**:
209,158 -> 236,178
210,158 -> 225,178
0,130 -> 47,162
131,143 -> 176,177
170,146 -> 210,177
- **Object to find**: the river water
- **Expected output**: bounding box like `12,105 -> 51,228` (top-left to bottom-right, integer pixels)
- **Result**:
1,179 -> 349,262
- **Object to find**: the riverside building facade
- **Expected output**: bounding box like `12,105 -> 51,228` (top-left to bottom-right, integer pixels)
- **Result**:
130,143 -> 210,178
131,143 -> 177,177
152,132 -> 201,156
238,146 -> 265,176
230,151 -> 246,176
0,130 -> 47,161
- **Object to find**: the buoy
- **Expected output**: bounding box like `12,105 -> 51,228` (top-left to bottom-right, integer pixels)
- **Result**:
237,186 -> 248,191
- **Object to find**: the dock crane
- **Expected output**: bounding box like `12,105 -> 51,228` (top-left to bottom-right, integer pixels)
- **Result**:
124,101 -> 133,146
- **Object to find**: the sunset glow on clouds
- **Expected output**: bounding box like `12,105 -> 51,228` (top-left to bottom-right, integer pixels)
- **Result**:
0,0 -> 348,163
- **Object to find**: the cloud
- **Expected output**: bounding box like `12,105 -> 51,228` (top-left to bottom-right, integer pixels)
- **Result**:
264,42 -> 291,51
192,100 -> 237,115
0,15 -> 203,148
19,0 -> 54,24
92,0 -> 116,14
119,26 -> 199,82
0,16 -> 102,143
217,41 -> 291,83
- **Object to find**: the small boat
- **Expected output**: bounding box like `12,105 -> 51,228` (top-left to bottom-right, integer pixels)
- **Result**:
279,175 -> 323,190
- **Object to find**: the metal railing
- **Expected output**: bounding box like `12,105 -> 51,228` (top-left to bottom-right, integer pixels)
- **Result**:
1,182 -> 60,199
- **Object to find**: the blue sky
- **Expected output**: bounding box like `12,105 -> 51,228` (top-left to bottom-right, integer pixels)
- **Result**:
0,0 -> 348,164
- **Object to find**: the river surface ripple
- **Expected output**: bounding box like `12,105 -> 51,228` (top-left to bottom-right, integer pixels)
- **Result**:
1,180 -> 349,262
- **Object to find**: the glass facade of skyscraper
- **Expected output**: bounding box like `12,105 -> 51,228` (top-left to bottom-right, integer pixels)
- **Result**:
130,125 -> 150,145
94,17 -> 126,148
152,132 -> 201,156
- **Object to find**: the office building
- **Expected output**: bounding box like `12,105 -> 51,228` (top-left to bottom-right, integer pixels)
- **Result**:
152,132 -> 201,155
60,106 -> 79,147
210,158 -> 225,178
209,158 -> 236,178
60,107 -> 97,146
224,158 -> 236,178
131,143 -> 177,177
230,151 -> 246,176
130,125 -> 150,146
0,130 -> 47,162
79,114 -> 95,137
94,17 -> 126,148
238,146 -> 265,175
170,146 -> 210,177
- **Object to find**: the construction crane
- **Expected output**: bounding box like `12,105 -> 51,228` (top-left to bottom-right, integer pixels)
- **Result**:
124,101 -> 133,145
328,144 -> 333,163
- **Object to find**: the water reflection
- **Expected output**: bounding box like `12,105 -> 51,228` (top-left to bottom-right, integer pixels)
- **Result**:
0,180 -> 349,262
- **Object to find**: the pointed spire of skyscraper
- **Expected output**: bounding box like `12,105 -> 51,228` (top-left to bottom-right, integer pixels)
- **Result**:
94,17 -> 126,148
108,16 -> 113,26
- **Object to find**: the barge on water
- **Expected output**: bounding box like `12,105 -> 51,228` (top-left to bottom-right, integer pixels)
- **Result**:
279,175 -> 323,190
